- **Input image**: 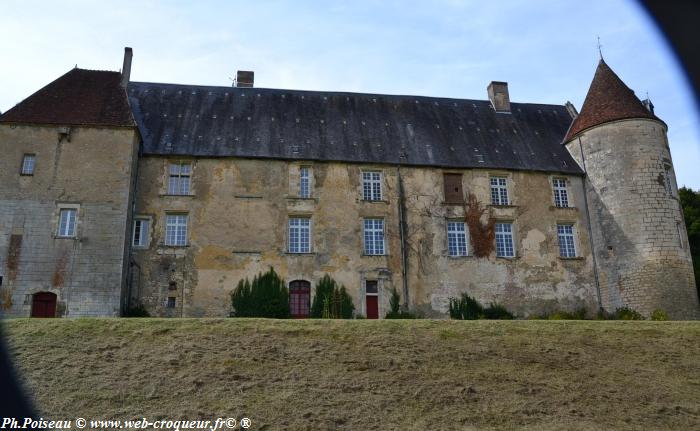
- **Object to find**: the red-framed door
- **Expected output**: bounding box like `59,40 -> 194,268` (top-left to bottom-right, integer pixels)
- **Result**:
31,292 -> 57,318
366,295 -> 379,319
366,280 -> 379,319
289,280 -> 311,318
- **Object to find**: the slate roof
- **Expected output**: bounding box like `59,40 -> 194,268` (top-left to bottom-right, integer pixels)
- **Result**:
0,68 -> 134,127
128,82 -> 583,174
565,60 -> 662,141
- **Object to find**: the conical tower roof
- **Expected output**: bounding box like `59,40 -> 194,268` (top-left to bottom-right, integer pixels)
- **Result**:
565,59 -> 662,142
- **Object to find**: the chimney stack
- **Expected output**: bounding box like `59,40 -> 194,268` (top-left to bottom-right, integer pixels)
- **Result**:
487,81 -> 510,113
121,47 -> 133,88
236,70 -> 254,88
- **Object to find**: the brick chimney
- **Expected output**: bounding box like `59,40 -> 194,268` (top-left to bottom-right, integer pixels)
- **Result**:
120,47 -> 133,88
487,81 -> 510,113
236,70 -> 254,88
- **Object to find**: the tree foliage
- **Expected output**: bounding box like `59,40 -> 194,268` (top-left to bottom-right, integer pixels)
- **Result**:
385,287 -> 417,319
679,186 -> 700,298
311,274 -> 354,319
230,267 -> 289,318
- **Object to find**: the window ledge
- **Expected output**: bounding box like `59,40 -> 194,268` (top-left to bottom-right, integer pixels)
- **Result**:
286,196 -> 318,202
489,204 -> 518,209
550,206 -> 578,211
558,256 -> 584,261
19,173 -> 34,177
159,244 -> 190,248
53,235 -> 78,240
362,253 -> 388,257
496,255 -> 519,260
446,255 -> 472,259
160,193 -> 195,198
286,252 -> 316,255
361,199 -> 389,204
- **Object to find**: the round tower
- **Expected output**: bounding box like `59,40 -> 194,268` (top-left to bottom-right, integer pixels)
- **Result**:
565,59 -> 699,319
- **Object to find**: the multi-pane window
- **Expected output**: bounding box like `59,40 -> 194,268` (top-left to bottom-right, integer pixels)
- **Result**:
57,209 -> 77,237
21,154 -> 35,175
557,224 -> 577,258
664,167 -> 674,195
168,162 -> 191,195
490,177 -> 509,205
165,214 -> 188,246
363,218 -> 385,255
495,222 -> 515,257
552,178 -> 569,208
447,221 -> 468,257
299,167 -> 311,198
132,218 -> 150,247
288,218 -> 311,253
362,171 -> 382,201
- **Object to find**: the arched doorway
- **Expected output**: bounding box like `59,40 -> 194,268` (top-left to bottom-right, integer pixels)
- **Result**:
31,292 -> 57,318
289,280 -> 311,318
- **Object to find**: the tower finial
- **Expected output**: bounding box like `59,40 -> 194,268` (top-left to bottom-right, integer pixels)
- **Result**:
597,36 -> 603,60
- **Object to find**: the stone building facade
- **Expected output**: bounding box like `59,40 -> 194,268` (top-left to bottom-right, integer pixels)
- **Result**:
0,48 -> 697,319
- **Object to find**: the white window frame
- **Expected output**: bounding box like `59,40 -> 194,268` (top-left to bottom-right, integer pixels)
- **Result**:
299,166 -> 311,198
447,221 -> 468,257
288,217 -> 311,253
132,217 -> 150,248
168,162 -> 192,195
495,222 -> 515,257
57,208 -> 78,238
557,224 -> 577,258
490,177 -> 509,206
21,154 -> 36,175
165,214 -> 188,246
362,171 -> 383,201
363,218 -> 385,255
552,178 -> 570,208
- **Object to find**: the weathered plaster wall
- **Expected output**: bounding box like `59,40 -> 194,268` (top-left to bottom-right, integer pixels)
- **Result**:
132,156 -> 598,318
566,119 -> 699,319
0,124 -> 138,317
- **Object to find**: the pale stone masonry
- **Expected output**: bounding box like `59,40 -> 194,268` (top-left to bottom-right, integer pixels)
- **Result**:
0,49 -> 697,318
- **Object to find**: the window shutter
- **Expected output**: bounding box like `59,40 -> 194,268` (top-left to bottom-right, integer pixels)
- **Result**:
443,173 -> 463,203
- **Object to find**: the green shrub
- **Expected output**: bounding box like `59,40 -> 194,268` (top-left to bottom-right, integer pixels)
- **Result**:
123,303 -> 150,317
449,293 -> 484,320
385,287 -> 418,319
650,309 -> 669,321
614,306 -> 644,320
482,303 -> 514,320
230,267 -> 289,318
310,274 -> 354,319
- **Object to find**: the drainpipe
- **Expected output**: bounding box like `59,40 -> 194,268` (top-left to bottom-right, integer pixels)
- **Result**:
397,165 -> 409,311
577,136 -> 603,312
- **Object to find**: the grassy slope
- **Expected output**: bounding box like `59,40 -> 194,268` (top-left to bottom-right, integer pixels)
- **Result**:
4,319 -> 700,430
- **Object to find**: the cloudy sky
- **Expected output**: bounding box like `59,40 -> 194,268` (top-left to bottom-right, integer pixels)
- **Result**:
2,0 -> 699,188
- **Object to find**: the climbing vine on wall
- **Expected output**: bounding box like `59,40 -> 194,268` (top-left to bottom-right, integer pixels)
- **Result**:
463,193 -> 495,258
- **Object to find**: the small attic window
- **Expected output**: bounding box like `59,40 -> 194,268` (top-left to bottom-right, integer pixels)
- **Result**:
475,155 -> 485,163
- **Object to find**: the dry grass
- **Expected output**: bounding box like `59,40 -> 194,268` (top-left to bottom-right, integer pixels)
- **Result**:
3,318 -> 700,430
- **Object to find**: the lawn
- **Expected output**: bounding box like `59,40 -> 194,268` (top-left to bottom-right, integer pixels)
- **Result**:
3,318 -> 700,430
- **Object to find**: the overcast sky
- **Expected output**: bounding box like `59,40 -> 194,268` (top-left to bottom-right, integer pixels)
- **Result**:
2,0 -> 699,188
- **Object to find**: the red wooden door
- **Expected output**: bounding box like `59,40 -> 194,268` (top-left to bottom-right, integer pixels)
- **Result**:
289,280 -> 310,318
31,292 -> 57,318
366,295 -> 379,319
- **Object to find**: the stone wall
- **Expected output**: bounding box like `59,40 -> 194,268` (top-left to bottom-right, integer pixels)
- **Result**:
0,124 -> 138,317
566,118 -> 699,319
131,156 -> 598,318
